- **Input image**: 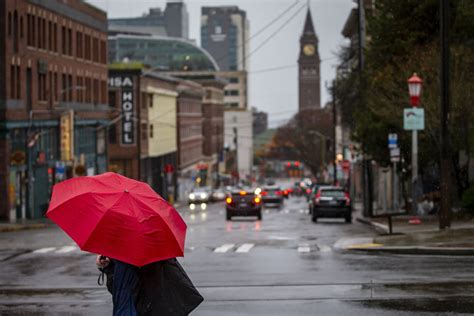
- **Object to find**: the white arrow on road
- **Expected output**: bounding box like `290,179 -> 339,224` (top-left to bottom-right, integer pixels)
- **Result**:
56,246 -> 78,253
33,247 -> 56,254
297,244 -> 311,253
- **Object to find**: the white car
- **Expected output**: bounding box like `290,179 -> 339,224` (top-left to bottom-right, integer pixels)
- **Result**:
188,188 -> 211,204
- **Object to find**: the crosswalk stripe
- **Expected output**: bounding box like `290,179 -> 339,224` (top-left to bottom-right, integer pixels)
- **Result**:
297,244 -> 311,253
214,244 -> 235,253
318,245 -> 332,253
33,247 -> 56,254
56,246 -> 78,254
235,243 -> 254,253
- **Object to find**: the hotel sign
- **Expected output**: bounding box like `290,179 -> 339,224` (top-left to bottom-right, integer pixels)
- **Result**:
109,76 -> 135,145
60,110 -> 74,161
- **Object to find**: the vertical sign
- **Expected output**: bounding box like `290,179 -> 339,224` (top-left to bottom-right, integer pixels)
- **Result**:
121,78 -> 134,145
60,110 -> 74,161
109,76 -> 134,145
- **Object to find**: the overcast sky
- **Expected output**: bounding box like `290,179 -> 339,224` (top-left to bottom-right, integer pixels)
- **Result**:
87,0 -> 354,127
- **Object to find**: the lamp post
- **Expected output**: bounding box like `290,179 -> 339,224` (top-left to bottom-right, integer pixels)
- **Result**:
407,73 -> 423,216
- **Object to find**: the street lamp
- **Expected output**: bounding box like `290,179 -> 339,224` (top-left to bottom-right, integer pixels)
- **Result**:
407,73 -> 423,217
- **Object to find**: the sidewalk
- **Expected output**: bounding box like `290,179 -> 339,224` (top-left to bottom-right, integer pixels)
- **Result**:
0,219 -> 51,233
345,202 -> 474,255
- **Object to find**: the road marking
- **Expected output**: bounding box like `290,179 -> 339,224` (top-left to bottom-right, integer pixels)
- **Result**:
297,244 -> 311,253
318,245 -> 332,253
56,246 -> 78,253
214,244 -> 235,253
265,210 -> 270,214
33,247 -> 56,254
284,209 -> 290,214
235,243 -> 254,253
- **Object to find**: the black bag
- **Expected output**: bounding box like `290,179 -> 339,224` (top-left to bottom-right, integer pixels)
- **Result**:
134,258 -> 204,316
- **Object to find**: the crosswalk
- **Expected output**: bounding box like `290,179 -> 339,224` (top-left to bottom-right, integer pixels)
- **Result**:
27,242 -> 334,257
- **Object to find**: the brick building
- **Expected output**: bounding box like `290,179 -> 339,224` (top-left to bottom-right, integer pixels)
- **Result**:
0,0 -> 109,220
175,80 -> 204,198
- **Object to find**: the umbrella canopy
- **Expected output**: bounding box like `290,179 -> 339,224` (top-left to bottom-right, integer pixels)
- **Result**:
47,172 -> 187,267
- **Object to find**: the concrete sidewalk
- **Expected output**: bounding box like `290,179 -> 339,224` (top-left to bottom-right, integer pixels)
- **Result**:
0,219 -> 51,233
345,203 -> 474,255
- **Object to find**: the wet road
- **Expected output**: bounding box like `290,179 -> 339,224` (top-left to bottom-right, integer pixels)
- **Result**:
1,184 -> 474,315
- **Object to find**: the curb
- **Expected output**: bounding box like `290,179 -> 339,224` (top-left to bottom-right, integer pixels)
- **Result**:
348,245 -> 474,256
356,216 -> 390,234
0,223 -> 48,233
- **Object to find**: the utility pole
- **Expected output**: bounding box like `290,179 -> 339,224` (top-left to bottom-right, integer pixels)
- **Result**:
332,82 -> 337,185
439,0 -> 451,229
358,0 -> 372,217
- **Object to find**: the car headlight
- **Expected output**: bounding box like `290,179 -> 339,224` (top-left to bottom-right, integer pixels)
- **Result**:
201,193 -> 207,199
189,193 -> 195,200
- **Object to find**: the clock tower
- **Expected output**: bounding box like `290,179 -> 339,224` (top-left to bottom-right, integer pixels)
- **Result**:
298,8 -> 320,110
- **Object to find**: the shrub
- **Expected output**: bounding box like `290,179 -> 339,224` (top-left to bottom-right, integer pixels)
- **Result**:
461,186 -> 474,213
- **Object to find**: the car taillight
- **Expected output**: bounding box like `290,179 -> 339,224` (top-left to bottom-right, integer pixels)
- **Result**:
306,188 -> 311,194
226,197 -> 233,204
276,191 -> 282,196
254,197 -> 261,204
344,193 -> 351,206
288,188 -> 293,193
283,190 -> 288,195
314,192 -> 321,204
261,191 -> 268,196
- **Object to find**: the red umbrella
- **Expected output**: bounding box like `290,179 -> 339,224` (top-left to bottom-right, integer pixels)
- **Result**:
46,172 -> 187,267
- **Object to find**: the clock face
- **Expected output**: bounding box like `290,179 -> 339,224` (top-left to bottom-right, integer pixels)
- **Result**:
303,44 -> 315,56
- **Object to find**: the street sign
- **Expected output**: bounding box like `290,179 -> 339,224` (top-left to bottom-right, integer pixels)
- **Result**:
388,133 -> 398,148
403,108 -> 425,130
390,147 -> 400,157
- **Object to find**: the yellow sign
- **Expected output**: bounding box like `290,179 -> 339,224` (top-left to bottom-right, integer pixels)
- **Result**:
60,110 -> 74,161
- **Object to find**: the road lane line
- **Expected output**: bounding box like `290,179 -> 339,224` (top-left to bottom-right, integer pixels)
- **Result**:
235,243 -> 254,253
284,209 -> 290,214
214,244 -> 235,253
297,244 -> 311,253
33,247 -> 56,254
56,246 -> 78,253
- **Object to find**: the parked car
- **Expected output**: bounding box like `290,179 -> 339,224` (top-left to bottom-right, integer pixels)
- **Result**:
261,185 -> 284,207
311,187 -> 352,223
211,188 -> 227,202
225,189 -> 262,220
188,187 -> 211,204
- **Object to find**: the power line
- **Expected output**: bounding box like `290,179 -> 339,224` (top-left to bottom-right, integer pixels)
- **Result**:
212,0 -> 302,65
244,3 -> 308,63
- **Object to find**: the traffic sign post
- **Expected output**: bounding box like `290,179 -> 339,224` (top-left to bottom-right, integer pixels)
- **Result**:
388,134 -> 400,212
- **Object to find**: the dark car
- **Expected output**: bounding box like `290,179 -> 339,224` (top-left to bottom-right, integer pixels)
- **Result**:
225,190 -> 262,221
261,186 -> 284,207
308,184 -> 333,215
311,187 -> 352,223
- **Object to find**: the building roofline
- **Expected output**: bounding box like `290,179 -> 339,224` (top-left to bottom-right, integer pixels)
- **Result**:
108,34 -> 220,71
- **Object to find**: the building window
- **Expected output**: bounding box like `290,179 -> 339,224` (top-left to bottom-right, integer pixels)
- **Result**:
53,23 -> 58,52
85,34 -> 91,60
93,37 -> 99,62
76,32 -> 83,58
61,26 -> 67,55
31,15 -> 36,47
13,11 -> 19,53
109,90 -> 117,108
108,124 -> 117,144
100,40 -> 106,64
68,74 -> 73,101
67,29 -> 72,56
10,65 -> 15,99
53,72 -> 58,102
38,71 -> 47,101
225,90 -> 239,96
61,73 -> 67,101
20,16 -> 23,39
93,79 -> 99,104
149,124 -> 154,138
48,21 -> 53,51
148,94 -> 153,108
16,65 -> 21,99
100,80 -> 107,104
8,12 -> 12,36
229,77 -> 239,83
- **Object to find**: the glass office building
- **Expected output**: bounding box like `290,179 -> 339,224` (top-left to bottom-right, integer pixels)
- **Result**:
108,35 -> 219,71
